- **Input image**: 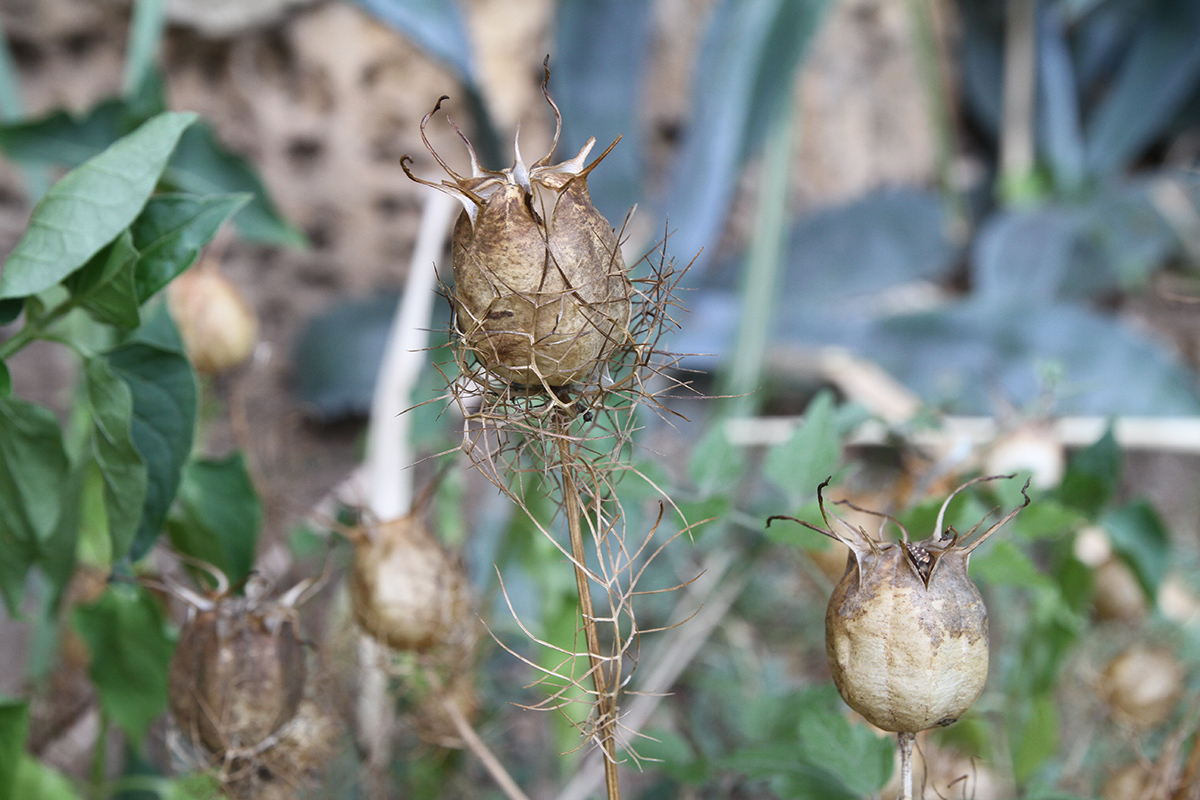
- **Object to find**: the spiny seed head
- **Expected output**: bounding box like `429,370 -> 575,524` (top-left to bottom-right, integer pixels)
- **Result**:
769,475 -> 1030,733
404,62 -> 632,389
168,577 -> 308,758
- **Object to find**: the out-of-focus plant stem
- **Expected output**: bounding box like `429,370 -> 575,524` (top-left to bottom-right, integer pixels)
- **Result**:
999,0 -> 1040,205
906,0 -> 969,240
718,90 -> 795,416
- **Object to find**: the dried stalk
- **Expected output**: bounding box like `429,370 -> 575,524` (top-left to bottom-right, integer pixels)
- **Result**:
558,427 -> 621,800
898,731 -> 916,800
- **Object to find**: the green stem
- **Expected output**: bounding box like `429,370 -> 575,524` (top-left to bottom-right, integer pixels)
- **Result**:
0,298 -> 77,361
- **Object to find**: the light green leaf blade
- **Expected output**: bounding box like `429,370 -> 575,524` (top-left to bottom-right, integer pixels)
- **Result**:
72,585 -> 173,743
11,755 -> 83,800
167,453 -> 261,587
763,389 -> 840,507
0,699 -> 30,799
687,422 -> 745,499
0,396 -> 69,613
131,193 -> 250,302
0,111 -> 197,299
84,357 -> 149,560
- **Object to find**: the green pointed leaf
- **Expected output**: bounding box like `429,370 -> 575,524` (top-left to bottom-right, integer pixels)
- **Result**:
0,361 -> 9,396
1101,499 -> 1170,601
164,124 -> 305,248
105,315 -> 196,562
687,422 -> 745,499
0,111 -> 197,300
64,230 -> 141,329
0,396 -> 69,613
0,98 -> 124,167
1057,424 -> 1120,516
73,585 -> 173,743
1011,692 -> 1059,784
763,389 -> 840,507
84,357 -> 149,560
41,465 -> 85,608
167,453 -> 261,587
795,705 -> 894,796
0,699 -> 29,800
11,755 -> 83,800
131,193 -> 250,301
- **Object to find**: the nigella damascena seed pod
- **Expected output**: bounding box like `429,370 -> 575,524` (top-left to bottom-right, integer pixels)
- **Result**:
769,475 -> 1029,733
168,572 -> 312,757
403,64 -> 633,388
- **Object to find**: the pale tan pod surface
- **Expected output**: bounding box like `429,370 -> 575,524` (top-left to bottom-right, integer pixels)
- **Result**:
826,545 -> 989,733
350,515 -> 469,652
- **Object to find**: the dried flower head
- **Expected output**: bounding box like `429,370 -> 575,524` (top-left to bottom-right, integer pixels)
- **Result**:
770,475 -> 1030,733
404,64 -> 632,392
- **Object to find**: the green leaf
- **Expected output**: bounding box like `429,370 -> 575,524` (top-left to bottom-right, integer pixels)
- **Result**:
73,585 -> 173,743
635,728 -> 709,785
83,357 -> 149,560
1010,692 -> 1059,784
0,111 -> 197,300
763,389 -> 841,507
1101,499 -> 1170,601
1057,424 -> 1120,516
0,298 -> 21,325
0,396 -> 69,613
687,422 -> 745,499
105,321 -> 196,562
721,741 -> 856,800
64,230 -> 141,329
11,755 -> 83,800
164,124 -> 305,248
0,361 -> 9,396
795,705 -> 894,796
0,99 -> 124,167
131,193 -> 250,302
160,771 -> 222,800
970,540 -> 1056,591
167,453 -> 261,587
0,699 -> 29,800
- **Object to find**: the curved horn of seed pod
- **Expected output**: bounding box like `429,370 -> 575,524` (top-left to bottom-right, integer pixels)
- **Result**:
769,476 -> 1031,734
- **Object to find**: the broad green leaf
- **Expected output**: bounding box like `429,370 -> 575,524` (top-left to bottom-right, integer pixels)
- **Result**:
0,361 -> 9,396
721,741 -> 856,800
84,357 -> 149,559
65,230 -> 141,329
164,124 -> 305,248
664,0 -> 831,273
131,193 -> 250,301
1010,692 -> 1059,784
1084,0 -> 1200,174
167,453 -> 261,587
1101,499 -> 1170,600
635,728 -> 709,785
73,585 -> 173,742
795,706 -> 894,796
553,0 -> 652,225
1058,424 -> 1120,516
0,111 -> 197,300
970,540 -> 1056,591
0,699 -> 29,799
687,422 -> 745,499
763,389 -> 840,507
0,396 -> 69,613
0,98 -> 124,167
351,0 -> 476,87
11,755 -> 83,800
105,320 -> 196,562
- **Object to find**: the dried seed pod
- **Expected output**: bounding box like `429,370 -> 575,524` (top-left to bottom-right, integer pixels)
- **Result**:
348,513 -> 470,653
403,63 -> 632,388
168,572 -> 311,758
1101,645 -> 1184,729
168,257 -> 259,374
769,475 -> 1030,733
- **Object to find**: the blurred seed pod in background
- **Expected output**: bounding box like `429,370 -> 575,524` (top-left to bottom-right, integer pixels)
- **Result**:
168,256 -> 259,374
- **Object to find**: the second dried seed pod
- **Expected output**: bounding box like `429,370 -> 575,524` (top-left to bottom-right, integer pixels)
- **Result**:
770,475 -> 1029,733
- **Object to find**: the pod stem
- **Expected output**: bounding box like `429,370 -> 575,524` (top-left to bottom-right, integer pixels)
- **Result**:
898,731 -> 916,800
558,432 -> 622,800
